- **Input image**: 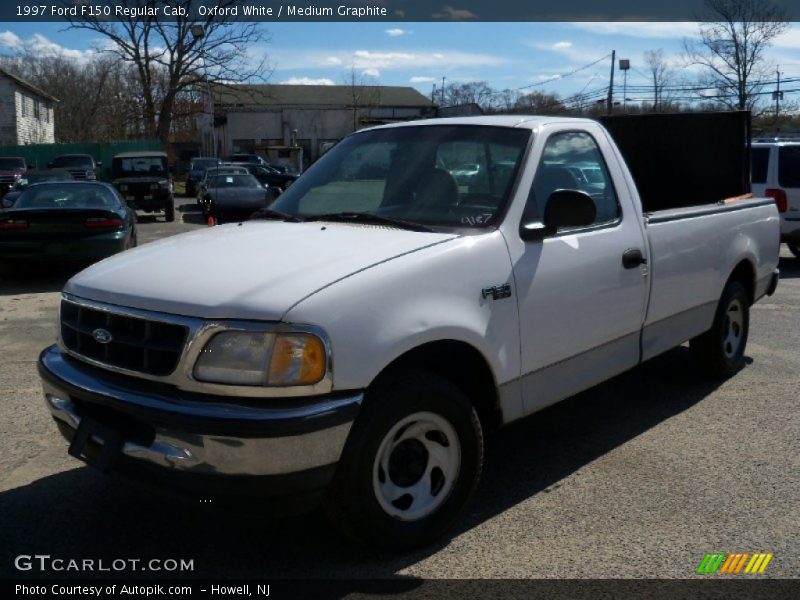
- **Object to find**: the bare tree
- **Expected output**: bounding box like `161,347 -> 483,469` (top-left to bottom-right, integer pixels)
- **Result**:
684,0 -> 788,110
494,88 -> 521,111
514,90 -> 563,114
68,0 -> 270,144
643,49 -> 674,112
343,66 -> 381,132
444,81 -> 494,109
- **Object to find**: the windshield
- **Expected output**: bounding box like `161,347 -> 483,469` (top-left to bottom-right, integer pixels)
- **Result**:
204,167 -> 248,179
190,158 -> 220,171
113,156 -> 167,176
230,154 -> 260,163
14,183 -> 118,209
0,158 -> 25,170
51,156 -> 93,168
208,174 -> 262,188
271,125 -> 530,229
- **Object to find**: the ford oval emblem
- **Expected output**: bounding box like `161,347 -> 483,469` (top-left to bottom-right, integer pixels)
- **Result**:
92,328 -> 113,344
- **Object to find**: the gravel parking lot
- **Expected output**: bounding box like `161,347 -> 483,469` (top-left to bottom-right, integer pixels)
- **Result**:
0,197 -> 797,580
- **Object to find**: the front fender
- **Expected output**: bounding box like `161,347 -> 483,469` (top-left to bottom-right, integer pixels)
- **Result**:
283,230 -> 521,409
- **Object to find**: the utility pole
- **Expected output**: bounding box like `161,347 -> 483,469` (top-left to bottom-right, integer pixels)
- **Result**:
606,50 -> 616,116
619,58 -> 630,112
441,77 -> 446,106
775,68 -> 781,123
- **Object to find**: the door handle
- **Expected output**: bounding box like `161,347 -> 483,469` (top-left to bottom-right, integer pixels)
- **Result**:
622,248 -> 647,269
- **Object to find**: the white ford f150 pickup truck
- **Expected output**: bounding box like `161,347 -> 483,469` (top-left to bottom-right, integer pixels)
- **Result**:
38,114 -> 780,550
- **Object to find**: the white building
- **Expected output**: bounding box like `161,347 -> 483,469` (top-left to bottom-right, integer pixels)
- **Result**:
199,84 -> 436,165
0,67 -> 57,146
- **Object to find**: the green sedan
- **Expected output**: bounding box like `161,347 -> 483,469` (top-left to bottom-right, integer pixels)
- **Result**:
0,181 -> 137,264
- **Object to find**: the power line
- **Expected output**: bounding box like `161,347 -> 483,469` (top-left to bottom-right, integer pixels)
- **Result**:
487,53 -> 613,97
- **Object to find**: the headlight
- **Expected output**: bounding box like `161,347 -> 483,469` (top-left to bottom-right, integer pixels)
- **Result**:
193,330 -> 326,387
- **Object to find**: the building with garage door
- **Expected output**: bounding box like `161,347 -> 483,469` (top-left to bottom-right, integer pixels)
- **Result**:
198,84 -> 436,168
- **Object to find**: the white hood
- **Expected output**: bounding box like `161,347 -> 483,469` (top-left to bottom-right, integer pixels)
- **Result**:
64,220 -> 458,320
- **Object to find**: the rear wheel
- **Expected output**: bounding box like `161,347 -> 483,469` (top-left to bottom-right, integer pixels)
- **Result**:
164,198 -> 175,222
690,280 -> 750,377
325,370 -> 483,551
787,241 -> 800,259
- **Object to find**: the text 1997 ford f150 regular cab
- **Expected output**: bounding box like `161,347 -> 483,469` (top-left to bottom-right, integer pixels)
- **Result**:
38,114 -> 779,550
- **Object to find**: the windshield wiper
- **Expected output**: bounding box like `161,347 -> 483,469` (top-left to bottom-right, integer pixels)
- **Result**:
250,208 -> 303,223
305,212 -> 434,232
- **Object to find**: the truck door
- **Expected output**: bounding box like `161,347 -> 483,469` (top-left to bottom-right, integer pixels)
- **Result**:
510,126 -> 649,415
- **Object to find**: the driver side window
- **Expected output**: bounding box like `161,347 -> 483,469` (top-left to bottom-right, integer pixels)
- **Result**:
523,131 -> 619,228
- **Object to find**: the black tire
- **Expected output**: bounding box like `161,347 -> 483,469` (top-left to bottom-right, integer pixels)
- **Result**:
164,198 -> 175,222
325,370 -> 483,552
690,280 -> 750,377
787,241 -> 800,259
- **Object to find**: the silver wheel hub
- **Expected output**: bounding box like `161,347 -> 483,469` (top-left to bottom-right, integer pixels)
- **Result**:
723,298 -> 744,359
373,411 -> 461,521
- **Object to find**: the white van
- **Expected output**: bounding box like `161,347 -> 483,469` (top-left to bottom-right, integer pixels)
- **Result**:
752,139 -> 800,258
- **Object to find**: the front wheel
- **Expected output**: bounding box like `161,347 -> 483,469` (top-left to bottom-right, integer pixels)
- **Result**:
690,280 -> 750,377
787,241 -> 800,259
325,371 -> 483,551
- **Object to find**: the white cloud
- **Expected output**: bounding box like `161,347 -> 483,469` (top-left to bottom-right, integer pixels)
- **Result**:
0,31 -> 94,60
385,28 -> 411,37
280,77 -> 335,85
350,49 -> 504,70
0,31 -> 22,49
271,47 -> 506,73
772,25 -> 800,49
570,22 -> 700,40
362,68 -> 380,77
410,76 -> 436,83
552,41 -> 573,50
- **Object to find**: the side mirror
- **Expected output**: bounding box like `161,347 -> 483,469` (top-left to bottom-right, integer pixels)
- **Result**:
520,189 -> 596,241
2,198 -> 14,209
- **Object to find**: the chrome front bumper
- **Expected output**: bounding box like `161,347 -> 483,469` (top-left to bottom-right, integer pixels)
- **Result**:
39,345 -> 362,481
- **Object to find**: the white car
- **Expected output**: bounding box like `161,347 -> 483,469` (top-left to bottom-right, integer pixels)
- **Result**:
38,115 -> 780,551
752,139 -> 800,258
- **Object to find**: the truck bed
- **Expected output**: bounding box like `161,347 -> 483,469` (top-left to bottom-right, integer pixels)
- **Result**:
641,197 -> 779,360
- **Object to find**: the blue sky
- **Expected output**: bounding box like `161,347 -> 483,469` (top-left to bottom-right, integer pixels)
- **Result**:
2,21 -> 799,104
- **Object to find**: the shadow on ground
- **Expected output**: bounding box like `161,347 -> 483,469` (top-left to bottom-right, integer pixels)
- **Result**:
0,346 -> 725,585
778,255 -> 800,279
0,263 -> 85,296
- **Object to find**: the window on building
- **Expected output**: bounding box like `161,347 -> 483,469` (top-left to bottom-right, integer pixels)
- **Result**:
34,99 -> 41,120
20,94 -> 27,117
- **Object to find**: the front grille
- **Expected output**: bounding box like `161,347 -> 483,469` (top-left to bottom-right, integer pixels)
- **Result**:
0,175 -> 16,184
60,300 -> 188,376
68,169 -> 88,180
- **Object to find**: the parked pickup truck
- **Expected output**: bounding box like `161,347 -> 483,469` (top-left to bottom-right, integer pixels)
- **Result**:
38,114 -> 780,551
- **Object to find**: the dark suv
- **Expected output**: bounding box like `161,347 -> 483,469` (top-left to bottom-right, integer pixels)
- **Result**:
111,152 -> 175,222
48,154 -> 101,181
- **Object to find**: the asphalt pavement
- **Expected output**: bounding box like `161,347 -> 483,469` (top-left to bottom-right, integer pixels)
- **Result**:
0,198 -> 797,580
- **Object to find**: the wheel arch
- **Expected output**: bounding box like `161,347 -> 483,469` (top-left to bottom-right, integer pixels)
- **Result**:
370,339 -> 504,433
727,259 -> 756,304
